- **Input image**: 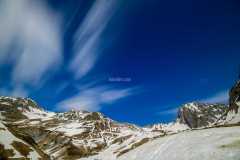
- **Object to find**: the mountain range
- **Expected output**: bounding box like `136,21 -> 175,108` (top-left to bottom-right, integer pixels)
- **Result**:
0,80 -> 239,160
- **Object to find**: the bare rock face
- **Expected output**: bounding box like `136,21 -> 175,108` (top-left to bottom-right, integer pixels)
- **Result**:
177,102 -> 227,128
229,80 -> 240,113
222,80 -> 240,125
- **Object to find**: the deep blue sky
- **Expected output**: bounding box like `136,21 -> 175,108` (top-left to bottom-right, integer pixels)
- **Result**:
0,0 -> 240,125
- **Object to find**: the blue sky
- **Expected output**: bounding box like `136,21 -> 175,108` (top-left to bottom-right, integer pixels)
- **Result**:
0,0 -> 240,125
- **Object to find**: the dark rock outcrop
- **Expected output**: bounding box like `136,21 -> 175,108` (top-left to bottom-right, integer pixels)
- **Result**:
178,102 -> 227,128
229,80 -> 240,113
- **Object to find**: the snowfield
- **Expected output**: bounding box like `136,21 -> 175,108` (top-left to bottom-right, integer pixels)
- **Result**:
83,126 -> 240,160
119,126 -> 240,160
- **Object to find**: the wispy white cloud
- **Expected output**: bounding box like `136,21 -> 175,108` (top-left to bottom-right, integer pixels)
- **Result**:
69,0 -> 118,79
100,89 -> 132,103
0,0 -> 62,95
199,90 -> 229,104
0,0 -> 62,83
157,107 -> 179,116
56,85 -> 137,112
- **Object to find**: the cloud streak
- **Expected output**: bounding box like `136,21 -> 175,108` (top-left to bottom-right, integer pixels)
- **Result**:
0,0 -> 62,95
15,1 -> 61,85
69,0 -> 118,79
157,108 -> 179,116
56,85 -> 137,112
199,90 -> 229,104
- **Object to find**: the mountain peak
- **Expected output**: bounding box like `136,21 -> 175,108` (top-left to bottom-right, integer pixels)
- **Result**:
177,102 -> 227,128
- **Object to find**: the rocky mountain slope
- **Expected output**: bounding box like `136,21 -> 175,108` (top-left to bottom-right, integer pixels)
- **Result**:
0,122 -> 44,159
0,97 -> 165,159
0,80 -> 239,159
177,102 -> 227,128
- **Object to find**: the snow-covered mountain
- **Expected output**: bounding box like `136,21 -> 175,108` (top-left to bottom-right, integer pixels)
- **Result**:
0,97 -> 165,159
0,80 -> 239,159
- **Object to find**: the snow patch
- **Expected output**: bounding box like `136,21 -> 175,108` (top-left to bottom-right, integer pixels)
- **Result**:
0,122 -> 41,159
21,106 -> 55,120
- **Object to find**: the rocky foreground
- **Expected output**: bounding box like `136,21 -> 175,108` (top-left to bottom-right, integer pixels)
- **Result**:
0,81 -> 239,159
